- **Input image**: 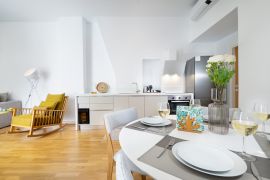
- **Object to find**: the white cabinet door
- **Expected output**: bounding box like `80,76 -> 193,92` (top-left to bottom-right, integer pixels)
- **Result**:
128,96 -> 145,118
89,104 -> 113,110
78,96 -> 90,104
114,96 -> 129,111
144,96 -> 168,117
90,97 -> 113,104
90,111 -> 112,125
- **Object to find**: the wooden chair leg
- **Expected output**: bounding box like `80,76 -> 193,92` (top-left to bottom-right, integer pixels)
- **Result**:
107,157 -> 114,180
28,127 -> 34,137
9,125 -> 14,133
141,175 -> 147,180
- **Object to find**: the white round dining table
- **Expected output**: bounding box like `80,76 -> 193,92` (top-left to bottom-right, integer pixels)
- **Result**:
119,117 -> 268,180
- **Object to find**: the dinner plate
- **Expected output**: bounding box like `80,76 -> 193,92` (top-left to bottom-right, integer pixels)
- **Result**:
140,118 -> 172,127
172,142 -> 247,177
140,117 -> 164,125
176,141 -> 234,172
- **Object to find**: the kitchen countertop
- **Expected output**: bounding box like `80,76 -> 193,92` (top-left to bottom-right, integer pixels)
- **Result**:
76,92 -> 193,97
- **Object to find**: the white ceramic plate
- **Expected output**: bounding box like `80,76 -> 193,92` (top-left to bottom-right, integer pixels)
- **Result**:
176,141 -> 234,172
140,117 -> 164,125
172,142 -> 247,177
140,118 -> 172,127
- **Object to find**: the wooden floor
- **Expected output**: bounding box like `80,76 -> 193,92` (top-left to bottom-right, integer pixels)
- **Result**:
0,125 -> 151,180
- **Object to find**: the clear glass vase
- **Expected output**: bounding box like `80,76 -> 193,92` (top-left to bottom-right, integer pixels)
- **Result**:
208,88 -> 229,135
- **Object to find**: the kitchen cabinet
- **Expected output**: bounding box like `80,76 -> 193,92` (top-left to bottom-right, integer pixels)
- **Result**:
90,110 -> 113,125
114,96 -> 129,111
76,94 -> 191,130
88,97 -> 113,126
144,96 -> 168,117
128,96 -> 145,118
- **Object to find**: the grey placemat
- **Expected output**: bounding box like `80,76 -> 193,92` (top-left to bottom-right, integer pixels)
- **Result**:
138,135 -> 270,180
254,134 -> 270,158
126,120 -> 176,136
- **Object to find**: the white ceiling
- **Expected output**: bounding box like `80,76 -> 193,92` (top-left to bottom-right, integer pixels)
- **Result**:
0,0 -> 198,21
192,9 -> 238,42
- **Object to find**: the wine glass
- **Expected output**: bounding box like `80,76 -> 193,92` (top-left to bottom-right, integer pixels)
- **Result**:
158,102 -> 170,120
231,111 -> 258,161
191,99 -> 201,107
253,103 -> 269,137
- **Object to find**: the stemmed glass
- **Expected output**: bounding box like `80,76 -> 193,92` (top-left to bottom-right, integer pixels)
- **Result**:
158,102 -> 170,120
191,99 -> 201,107
253,103 -> 269,137
231,111 -> 258,161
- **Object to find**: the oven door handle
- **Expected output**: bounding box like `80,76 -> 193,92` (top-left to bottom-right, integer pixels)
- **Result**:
170,100 -> 190,103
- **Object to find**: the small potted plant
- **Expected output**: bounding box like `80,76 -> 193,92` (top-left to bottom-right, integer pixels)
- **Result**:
206,54 -> 235,134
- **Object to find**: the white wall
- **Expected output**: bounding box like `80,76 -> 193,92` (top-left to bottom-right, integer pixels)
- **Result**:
57,17 -> 87,121
0,17 -> 87,122
0,21 -> 60,105
0,17 -> 189,123
86,21 -> 116,93
238,0 -> 270,111
216,32 -> 238,54
189,0 -> 270,112
95,17 -> 189,91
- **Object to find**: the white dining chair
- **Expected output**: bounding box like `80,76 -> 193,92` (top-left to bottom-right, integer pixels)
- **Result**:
104,108 -> 147,180
114,149 -> 134,180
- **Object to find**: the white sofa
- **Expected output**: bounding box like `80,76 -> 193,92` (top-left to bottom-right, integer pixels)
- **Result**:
0,100 -> 22,128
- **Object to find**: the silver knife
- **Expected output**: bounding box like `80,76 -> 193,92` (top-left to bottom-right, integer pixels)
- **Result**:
251,162 -> 262,180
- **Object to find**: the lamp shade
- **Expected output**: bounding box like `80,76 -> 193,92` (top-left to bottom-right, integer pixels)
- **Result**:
24,68 -> 39,81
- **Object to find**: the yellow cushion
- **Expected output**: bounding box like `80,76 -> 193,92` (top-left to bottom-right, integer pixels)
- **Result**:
45,93 -> 65,110
33,106 -> 47,110
11,115 -> 33,127
39,101 -> 57,110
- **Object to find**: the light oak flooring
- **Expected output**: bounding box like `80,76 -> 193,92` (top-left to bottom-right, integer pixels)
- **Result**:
0,125 -> 151,180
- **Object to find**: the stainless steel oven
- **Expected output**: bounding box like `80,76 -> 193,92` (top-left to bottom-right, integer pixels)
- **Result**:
168,95 -> 192,115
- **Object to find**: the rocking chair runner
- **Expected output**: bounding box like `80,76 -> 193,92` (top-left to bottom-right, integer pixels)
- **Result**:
9,96 -> 68,137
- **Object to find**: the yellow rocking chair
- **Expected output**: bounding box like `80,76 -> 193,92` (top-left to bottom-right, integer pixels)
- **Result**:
9,94 -> 68,137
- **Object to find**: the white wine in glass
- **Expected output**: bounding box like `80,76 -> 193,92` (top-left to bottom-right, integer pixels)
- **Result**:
254,112 -> 269,121
158,103 -> 170,119
231,111 -> 258,161
232,120 -> 258,136
253,103 -> 270,137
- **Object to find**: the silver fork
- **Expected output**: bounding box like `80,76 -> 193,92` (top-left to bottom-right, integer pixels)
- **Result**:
156,138 -> 175,158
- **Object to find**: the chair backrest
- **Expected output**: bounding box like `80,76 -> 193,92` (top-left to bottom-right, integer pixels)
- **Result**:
104,108 -> 138,135
62,96 -> 68,111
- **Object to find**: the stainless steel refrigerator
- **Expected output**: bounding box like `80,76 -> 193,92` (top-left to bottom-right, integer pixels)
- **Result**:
185,56 -> 214,106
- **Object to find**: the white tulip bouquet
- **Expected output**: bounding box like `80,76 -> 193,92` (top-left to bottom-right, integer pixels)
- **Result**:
206,54 -> 236,90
